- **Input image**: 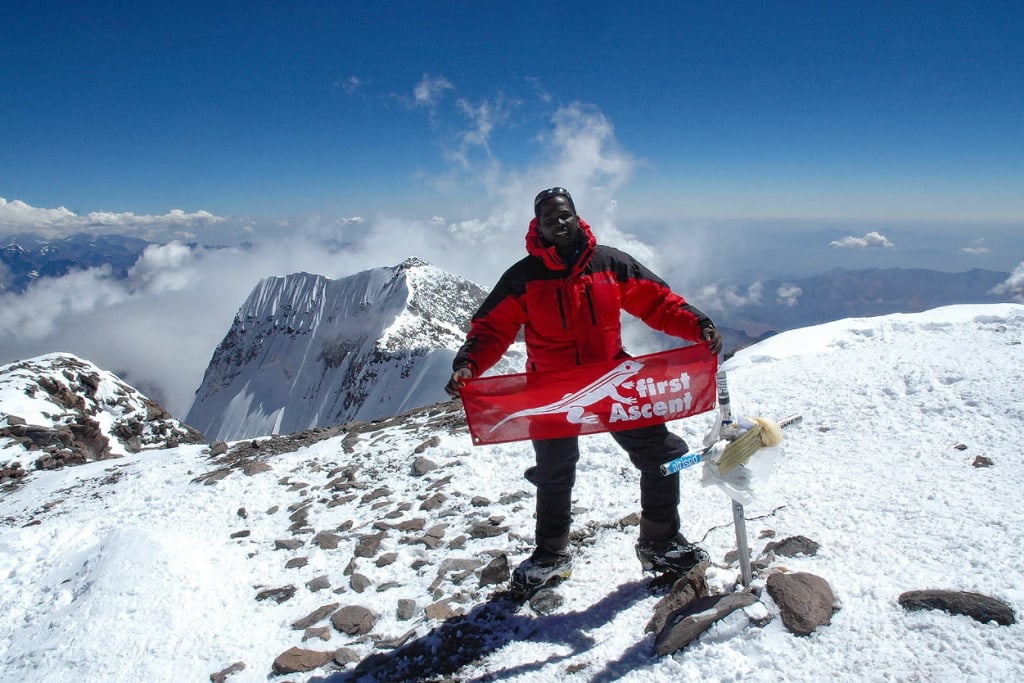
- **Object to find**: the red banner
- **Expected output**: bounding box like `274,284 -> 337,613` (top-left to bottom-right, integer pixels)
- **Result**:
461,346 -> 718,445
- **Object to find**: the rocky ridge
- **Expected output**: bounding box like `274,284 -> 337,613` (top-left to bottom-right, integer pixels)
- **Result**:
0,353 -> 203,480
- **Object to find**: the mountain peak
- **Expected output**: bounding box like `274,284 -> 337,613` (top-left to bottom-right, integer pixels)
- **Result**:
398,256 -> 431,269
185,261 -> 513,442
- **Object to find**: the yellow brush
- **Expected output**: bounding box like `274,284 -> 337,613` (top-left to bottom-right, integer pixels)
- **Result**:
716,417 -> 786,474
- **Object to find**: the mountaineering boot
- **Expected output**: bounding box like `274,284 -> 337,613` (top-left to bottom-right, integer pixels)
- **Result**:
510,547 -> 574,594
635,533 -> 710,574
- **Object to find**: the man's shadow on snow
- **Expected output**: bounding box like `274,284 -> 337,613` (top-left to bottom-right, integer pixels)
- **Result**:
318,578 -> 661,682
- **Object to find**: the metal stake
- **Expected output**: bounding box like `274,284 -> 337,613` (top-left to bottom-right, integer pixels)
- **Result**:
732,499 -> 752,587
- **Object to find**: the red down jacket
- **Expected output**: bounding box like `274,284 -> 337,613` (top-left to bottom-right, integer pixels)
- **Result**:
454,217 -> 714,376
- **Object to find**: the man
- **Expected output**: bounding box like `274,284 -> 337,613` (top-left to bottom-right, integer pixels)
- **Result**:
447,187 -> 723,593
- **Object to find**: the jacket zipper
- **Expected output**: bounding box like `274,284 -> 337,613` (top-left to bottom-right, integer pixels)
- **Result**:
556,289 -> 568,329
584,284 -> 598,325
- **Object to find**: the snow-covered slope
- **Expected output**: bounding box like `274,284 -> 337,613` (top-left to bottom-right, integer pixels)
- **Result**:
1,304 -> 1023,682
185,258 -> 519,442
0,353 -> 203,474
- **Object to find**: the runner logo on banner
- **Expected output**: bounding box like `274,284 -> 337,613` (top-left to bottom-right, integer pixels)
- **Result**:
460,345 -> 718,445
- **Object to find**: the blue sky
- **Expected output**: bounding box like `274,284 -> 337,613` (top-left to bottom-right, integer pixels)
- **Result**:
2,0 -> 1021,230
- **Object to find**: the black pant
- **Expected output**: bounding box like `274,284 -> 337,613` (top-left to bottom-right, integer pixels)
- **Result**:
526,424 -> 689,553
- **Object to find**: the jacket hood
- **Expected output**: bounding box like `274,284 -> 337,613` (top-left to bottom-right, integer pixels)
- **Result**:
525,216 -> 597,273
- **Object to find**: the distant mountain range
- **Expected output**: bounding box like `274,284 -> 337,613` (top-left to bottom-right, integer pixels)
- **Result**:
0,233 -> 154,293
699,267 -> 1013,354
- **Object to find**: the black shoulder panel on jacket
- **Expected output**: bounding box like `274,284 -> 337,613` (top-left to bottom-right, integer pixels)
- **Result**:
472,255 -> 560,320
588,245 -> 670,288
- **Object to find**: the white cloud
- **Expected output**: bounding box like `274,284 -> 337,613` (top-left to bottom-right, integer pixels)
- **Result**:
829,231 -> 895,248
0,197 -> 78,226
694,281 -> 765,311
445,95 -> 516,172
413,73 -> 454,109
525,76 -> 552,103
339,75 -> 362,94
776,283 -> 802,307
991,262 -> 1024,302
0,197 -> 228,241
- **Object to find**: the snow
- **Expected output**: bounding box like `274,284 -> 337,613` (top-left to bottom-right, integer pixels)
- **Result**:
2,303 -> 1024,682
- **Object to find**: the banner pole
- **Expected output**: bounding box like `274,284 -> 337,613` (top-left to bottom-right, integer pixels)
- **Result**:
716,370 -> 751,587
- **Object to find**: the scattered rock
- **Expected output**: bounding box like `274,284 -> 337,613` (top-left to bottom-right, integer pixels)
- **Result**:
209,661 -> 245,682
361,486 -> 392,504
302,626 -> 331,642
376,552 -> 399,567
411,523 -> 448,549
396,599 -> 418,621
419,492 -> 447,511
331,605 -> 378,635
242,460 -> 272,475
375,518 -> 425,532
899,589 -> 1015,625
350,573 -> 372,593
413,436 -> 441,454
374,628 -> 418,649
655,592 -> 759,656
426,475 -> 452,490
255,585 -> 296,603
411,456 -> 437,476
498,490 -> 530,505
306,575 -> 331,592
618,512 -> 641,527
291,603 -> 340,630
479,554 -> 510,587
272,646 -> 335,674
468,519 -> 509,539
355,531 -> 387,558
313,531 -> 342,549
424,600 -> 459,620
972,455 -> 993,468
765,571 -> 835,635
274,538 -> 303,551
763,535 -> 820,558
334,647 -> 360,665
646,563 -> 711,635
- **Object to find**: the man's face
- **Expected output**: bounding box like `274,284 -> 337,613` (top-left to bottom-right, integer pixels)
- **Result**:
536,196 -> 580,251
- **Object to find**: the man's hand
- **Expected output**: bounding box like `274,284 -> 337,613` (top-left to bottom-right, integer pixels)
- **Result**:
702,324 -> 723,355
445,367 -> 474,398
